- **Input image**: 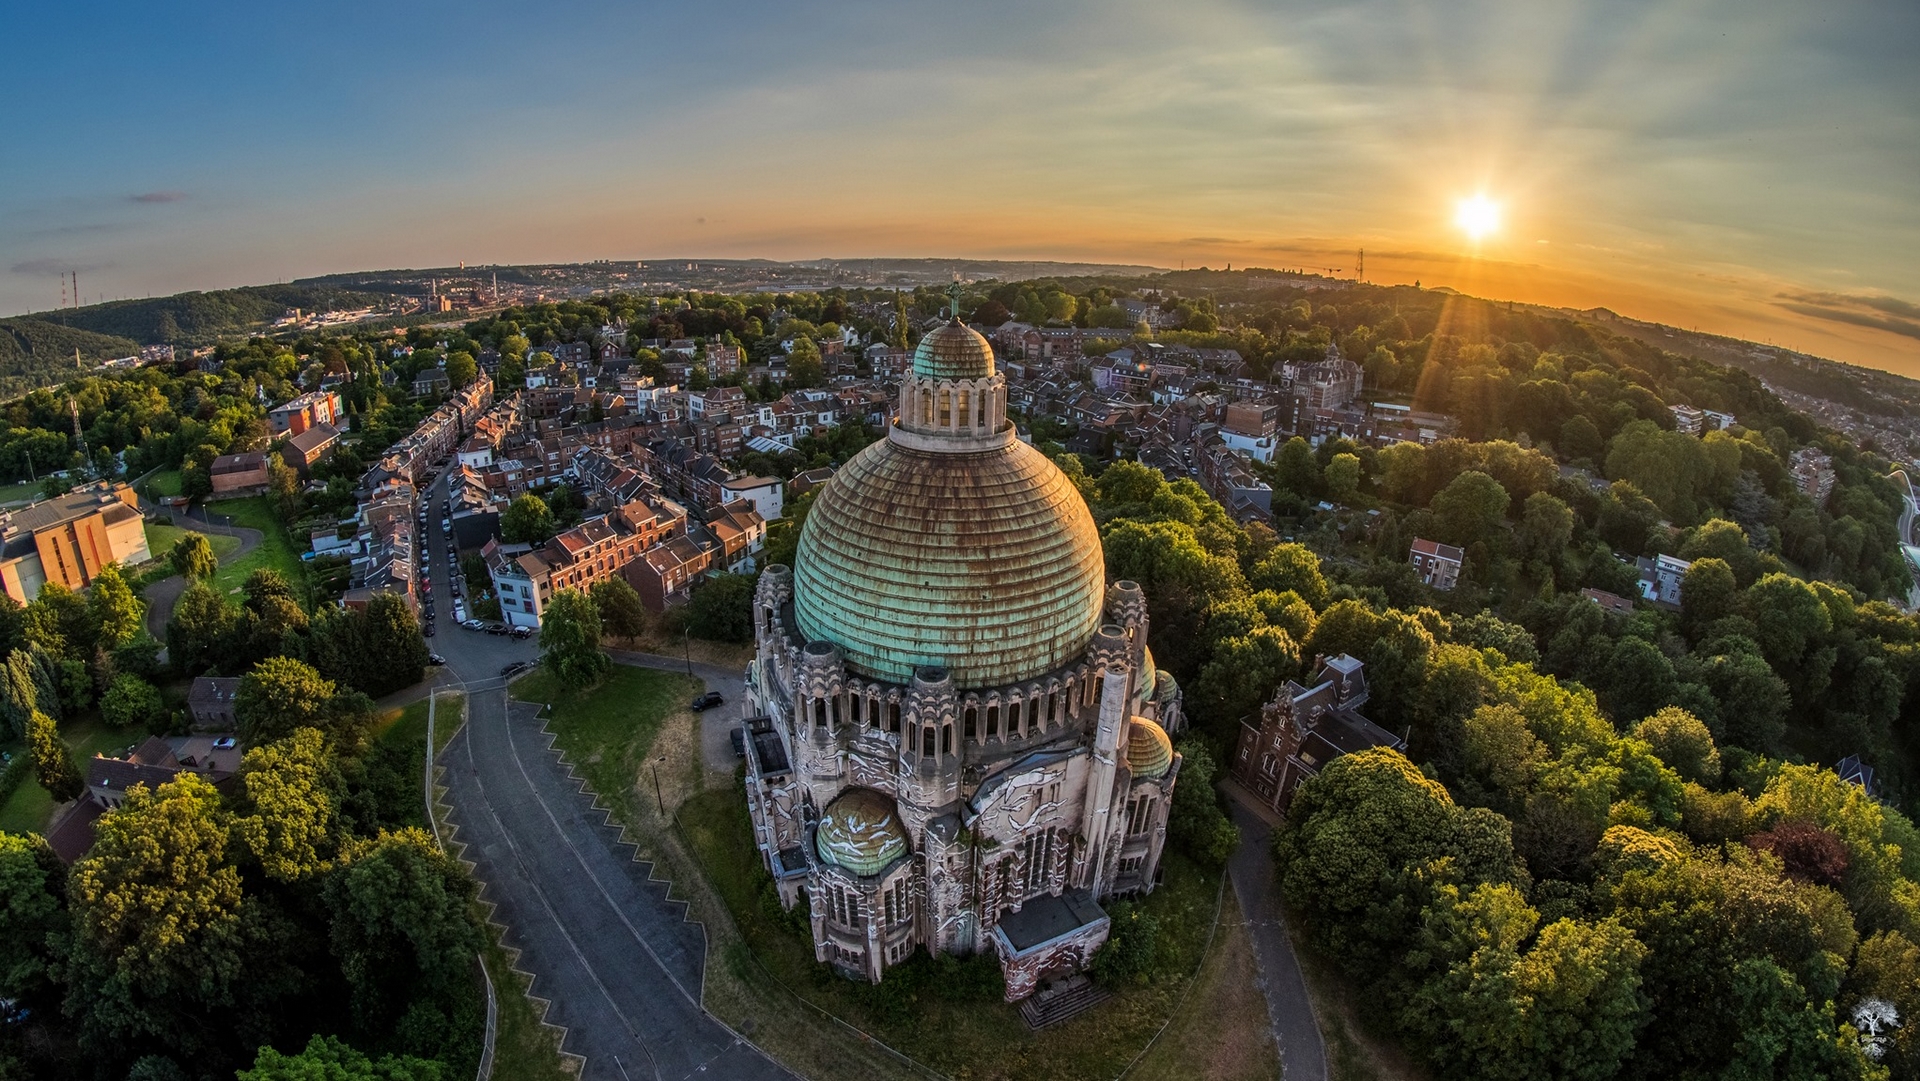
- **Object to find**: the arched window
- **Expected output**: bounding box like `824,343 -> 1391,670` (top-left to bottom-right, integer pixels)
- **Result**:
964,706 -> 977,739
986,705 -> 999,737
888,701 -> 901,733
814,698 -> 827,728
922,726 -> 936,756
869,694 -> 882,728
1047,693 -> 1058,726
941,723 -> 952,754
850,695 -> 863,726
1009,701 -> 1023,736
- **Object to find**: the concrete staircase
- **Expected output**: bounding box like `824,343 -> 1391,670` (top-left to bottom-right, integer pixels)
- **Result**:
1016,975 -> 1111,1030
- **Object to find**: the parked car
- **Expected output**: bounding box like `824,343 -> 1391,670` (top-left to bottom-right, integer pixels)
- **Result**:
212,737 -> 237,750
729,726 -> 746,757
427,654 -> 447,666
500,660 -> 533,677
690,691 -> 725,712
423,623 -> 436,637
463,618 -> 484,630
510,626 -> 533,639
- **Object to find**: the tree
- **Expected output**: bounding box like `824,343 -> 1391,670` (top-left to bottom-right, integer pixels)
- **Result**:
590,577 -> 647,641
540,588 -> 607,683
100,673 -> 164,729
787,336 -> 825,388
1402,881 -> 1650,1081
1167,740 -> 1239,866
24,579 -> 94,660
1516,492 -> 1574,564
236,657 -> 338,745
27,708 -> 82,802
1680,557 -> 1739,636
1248,543 -> 1330,609
66,774 -> 243,1055
168,581 -> 239,674
1324,452 -> 1362,503
170,531 -> 219,581
235,727 -> 343,883
240,1035 -> 445,1081
1275,748 -> 1521,977
0,646 -> 58,738
500,494 -> 553,544
443,350 -> 477,390
267,456 -> 302,521
685,573 -> 756,643
1632,707 -> 1721,785
1273,437 -> 1321,498
1430,470 -> 1510,550
0,831 -> 68,1008
88,561 -> 144,649
352,592 -> 429,696
325,829 -> 481,1046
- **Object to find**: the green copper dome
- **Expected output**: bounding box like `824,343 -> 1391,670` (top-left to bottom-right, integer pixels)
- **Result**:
792,436 -> 1105,688
913,320 -> 996,380
816,788 -> 910,876
1127,717 -> 1174,779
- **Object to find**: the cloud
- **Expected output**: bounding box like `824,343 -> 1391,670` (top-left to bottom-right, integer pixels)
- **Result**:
129,190 -> 188,203
1777,291 -> 1920,343
9,258 -> 115,277
1181,236 -> 1245,245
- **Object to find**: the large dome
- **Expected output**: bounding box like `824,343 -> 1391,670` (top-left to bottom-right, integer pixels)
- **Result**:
792,436 -> 1105,688
912,319 -> 996,380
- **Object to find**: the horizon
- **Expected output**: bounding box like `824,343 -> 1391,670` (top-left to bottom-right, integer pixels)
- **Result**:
4,0 -> 1916,374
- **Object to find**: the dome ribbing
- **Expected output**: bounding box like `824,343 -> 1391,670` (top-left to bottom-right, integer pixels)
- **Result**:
912,320 -> 996,380
792,436 -> 1104,688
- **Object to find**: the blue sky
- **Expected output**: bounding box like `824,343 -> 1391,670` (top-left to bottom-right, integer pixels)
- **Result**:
5,0 -> 1917,370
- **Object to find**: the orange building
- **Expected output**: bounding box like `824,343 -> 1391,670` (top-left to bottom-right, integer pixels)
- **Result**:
0,483 -> 151,602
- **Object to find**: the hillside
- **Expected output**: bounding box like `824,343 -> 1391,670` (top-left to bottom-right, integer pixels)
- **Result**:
22,284 -> 385,346
0,318 -> 140,397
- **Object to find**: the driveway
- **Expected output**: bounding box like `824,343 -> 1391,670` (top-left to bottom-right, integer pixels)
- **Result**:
1228,801 -> 1329,1081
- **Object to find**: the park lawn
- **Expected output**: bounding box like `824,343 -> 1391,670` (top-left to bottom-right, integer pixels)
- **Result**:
144,522 -> 241,565
206,495 -> 305,594
145,469 -> 184,498
0,713 -> 143,836
677,781 -> 1225,1081
510,666 -> 698,803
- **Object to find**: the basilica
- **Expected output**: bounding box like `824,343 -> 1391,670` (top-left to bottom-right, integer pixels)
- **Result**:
741,306 -> 1184,999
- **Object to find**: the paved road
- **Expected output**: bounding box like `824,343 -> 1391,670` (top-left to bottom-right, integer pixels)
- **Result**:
412,467 -> 791,1081
1228,802 -> 1328,1081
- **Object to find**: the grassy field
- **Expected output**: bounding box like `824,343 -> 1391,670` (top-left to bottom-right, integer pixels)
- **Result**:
144,469 -> 184,498
1130,886 -> 1278,1081
0,480 -> 41,505
511,666 -> 699,806
144,522 -> 241,565
0,713 -> 146,836
679,783 -> 1225,1081
1291,907 -> 1429,1081
205,495 -> 305,594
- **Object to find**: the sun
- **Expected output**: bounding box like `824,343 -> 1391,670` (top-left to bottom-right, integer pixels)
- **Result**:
1454,195 -> 1502,242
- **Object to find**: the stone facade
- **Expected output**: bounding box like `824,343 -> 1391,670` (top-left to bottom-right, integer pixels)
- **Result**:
740,312 -> 1185,1000
1231,654 -> 1404,815
746,574 -> 1183,996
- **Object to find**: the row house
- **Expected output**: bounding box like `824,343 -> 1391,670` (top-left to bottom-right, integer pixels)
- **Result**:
485,493 -> 689,629
700,498 -> 768,574
344,486 -> 417,613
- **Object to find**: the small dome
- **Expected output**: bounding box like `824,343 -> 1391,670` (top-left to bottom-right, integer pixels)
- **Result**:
913,320 -> 996,380
1155,670 -> 1179,702
1127,718 -> 1174,780
815,788 -> 910,876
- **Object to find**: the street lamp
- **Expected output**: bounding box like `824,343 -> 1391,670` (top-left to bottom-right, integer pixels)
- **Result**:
683,626 -> 692,679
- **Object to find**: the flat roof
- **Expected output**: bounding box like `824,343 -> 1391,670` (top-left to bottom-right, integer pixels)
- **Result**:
996,889 -> 1107,954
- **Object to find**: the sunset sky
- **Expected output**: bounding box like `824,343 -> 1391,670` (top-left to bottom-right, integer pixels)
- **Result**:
4,0 -> 1916,373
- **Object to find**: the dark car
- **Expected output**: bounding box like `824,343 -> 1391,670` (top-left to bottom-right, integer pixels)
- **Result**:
510,626 -> 533,639
427,654 -> 447,666
729,726 -> 746,756
690,691 -> 724,712
423,623 -> 436,637
500,660 -> 533,677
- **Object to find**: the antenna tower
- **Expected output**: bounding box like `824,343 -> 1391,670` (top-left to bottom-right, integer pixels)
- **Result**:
1357,249 -> 1365,281
69,397 -> 88,466
72,271 -> 79,308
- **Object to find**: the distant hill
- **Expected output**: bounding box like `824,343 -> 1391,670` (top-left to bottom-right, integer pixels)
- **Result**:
22,284 -> 385,346
0,319 -> 140,397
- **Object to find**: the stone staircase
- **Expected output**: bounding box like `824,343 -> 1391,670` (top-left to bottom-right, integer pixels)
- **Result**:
1017,975 -> 1111,1030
